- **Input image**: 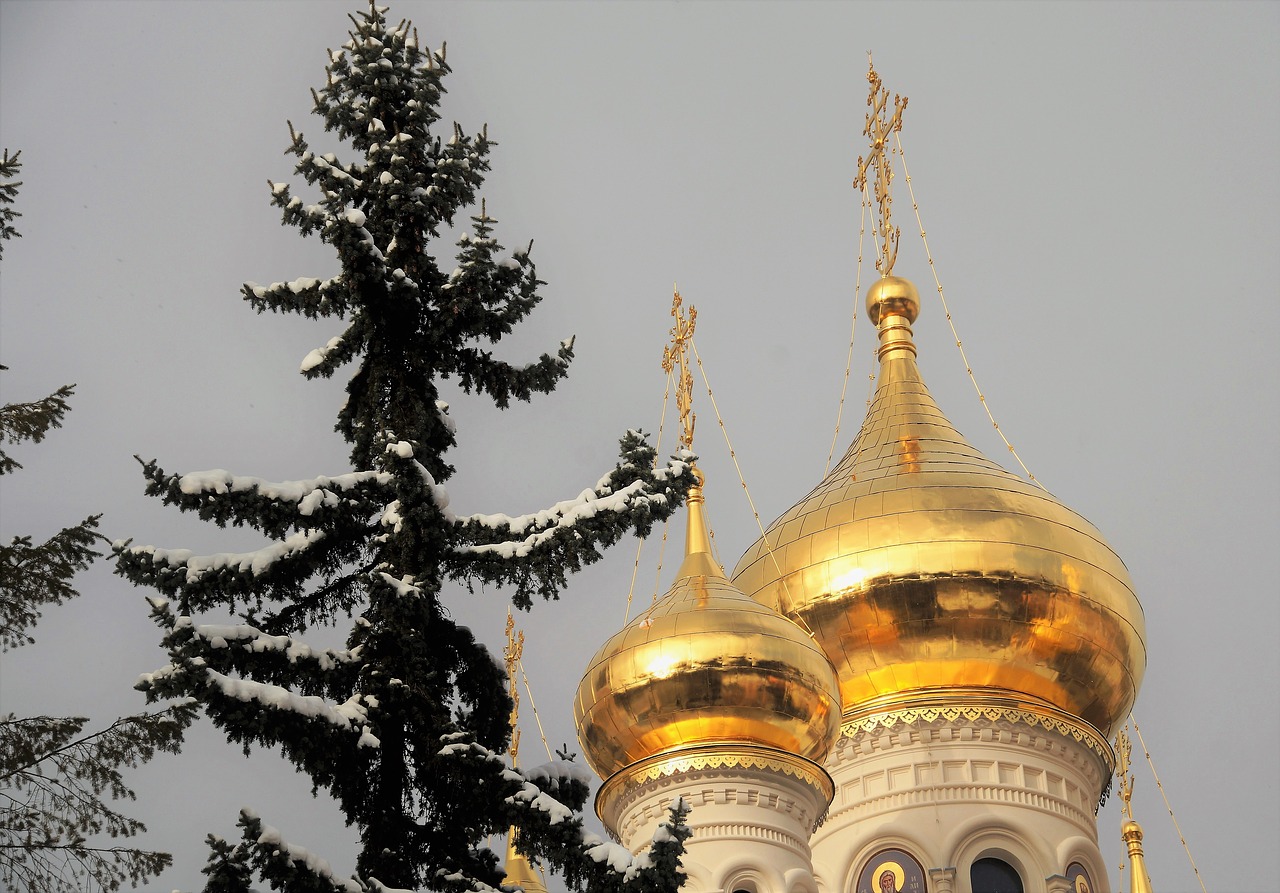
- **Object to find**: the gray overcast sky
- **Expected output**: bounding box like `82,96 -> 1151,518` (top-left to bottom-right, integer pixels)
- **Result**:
1,1 -> 1276,891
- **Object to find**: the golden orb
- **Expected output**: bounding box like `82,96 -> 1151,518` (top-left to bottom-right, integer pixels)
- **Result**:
575,481 -> 842,780
866,275 -> 920,325
730,279 -> 1145,739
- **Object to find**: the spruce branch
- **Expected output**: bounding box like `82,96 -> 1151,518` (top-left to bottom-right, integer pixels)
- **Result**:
0,381 -> 77,476
0,706 -> 194,893
0,148 -> 23,254
0,516 -> 103,651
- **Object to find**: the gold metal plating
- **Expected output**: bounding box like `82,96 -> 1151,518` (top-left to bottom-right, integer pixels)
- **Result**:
575,476 -> 842,780
854,57 -> 909,277
1122,819 -> 1156,893
865,276 -> 919,329
595,743 -> 835,829
731,281 -> 1146,740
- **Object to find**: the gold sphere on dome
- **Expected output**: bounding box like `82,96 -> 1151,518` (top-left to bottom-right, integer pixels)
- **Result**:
574,484 -> 841,781
866,275 -> 919,325
730,278 -> 1145,739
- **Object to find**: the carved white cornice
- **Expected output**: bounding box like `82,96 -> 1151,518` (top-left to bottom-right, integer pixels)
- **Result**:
839,698 -> 1114,771
597,744 -> 834,848
817,699 -> 1115,838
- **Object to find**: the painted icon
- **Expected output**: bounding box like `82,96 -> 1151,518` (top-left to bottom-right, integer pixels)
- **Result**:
1066,862 -> 1093,893
856,849 -> 927,893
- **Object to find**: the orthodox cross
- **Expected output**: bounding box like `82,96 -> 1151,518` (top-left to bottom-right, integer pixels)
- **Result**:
503,609 -> 524,767
661,288 -> 698,453
853,56 -> 909,277
1115,726 -> 1136,820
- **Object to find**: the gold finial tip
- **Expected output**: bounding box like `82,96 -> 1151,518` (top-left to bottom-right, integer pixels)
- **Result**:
866,275 -> 920,325
686,466 -> 706,506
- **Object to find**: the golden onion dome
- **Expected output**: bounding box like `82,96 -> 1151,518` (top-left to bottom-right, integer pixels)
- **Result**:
730,276 -> 1146,739
574,471 -> 842,780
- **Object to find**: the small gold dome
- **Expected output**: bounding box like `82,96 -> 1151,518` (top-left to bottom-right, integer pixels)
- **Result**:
575,474 -> 842,780
731,277 -> 1146,739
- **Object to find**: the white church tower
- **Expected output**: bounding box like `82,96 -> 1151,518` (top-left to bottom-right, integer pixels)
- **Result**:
573,62 -> 1146,893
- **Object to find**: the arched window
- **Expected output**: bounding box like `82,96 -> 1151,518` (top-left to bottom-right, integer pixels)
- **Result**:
970,858 -> 1023,893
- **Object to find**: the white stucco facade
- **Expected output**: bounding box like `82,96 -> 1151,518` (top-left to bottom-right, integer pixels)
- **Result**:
598,707 -> 1113,893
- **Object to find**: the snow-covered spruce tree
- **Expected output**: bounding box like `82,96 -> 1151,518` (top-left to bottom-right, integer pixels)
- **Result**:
113,6 -> 695,892
0,149 -> 195,893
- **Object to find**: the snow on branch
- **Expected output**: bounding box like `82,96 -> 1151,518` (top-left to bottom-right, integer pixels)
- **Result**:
459,478 -> 659,559
256,821 -> 362,891
381,440 -> 455,522
456,443 -> 692,555
524,758 -> 593,790
502,768 -> 573,825
238,808 -> 366,893
176,468 -> 391,509
244,269 -> 350,319
202,667 -> 379,748
376,571 -> 421,598
125,528 -> 327,584
447,434 -> 696,608
127,458 -> 393,547
185,619 -> 363,670
301,335 -> 347,374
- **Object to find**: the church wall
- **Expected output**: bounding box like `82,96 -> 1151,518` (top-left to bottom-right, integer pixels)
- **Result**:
811,712 -> 1111,893
599,755 -> 832,893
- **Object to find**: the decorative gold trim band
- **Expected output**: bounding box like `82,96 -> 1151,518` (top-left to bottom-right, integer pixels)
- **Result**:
596,743 -> 834,826
839,691 -> 1115,770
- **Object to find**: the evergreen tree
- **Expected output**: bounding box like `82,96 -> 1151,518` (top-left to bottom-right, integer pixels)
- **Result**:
0,150 -> 195,893
114,5 -> 695,891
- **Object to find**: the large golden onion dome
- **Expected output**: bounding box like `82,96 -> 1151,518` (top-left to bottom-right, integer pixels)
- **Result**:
730,276 -> 1146,739
575,471 -> 842,780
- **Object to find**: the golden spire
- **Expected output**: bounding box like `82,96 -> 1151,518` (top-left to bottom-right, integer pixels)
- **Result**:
660,288 -> 717,577
500,611 -> 547,893
1116,727 -> 1155,893
853,55 -> 908,277
501,847 -> 548,893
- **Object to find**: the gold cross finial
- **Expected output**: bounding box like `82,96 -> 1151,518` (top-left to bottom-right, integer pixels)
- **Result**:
853,54 -> 909,277
1115,725 -> 1136,820
503,609 -> 524,767
661,286 -> 698,453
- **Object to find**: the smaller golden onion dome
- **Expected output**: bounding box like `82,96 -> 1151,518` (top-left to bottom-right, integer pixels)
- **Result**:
731,274 -> 1145,739
574,470 -> 842,781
